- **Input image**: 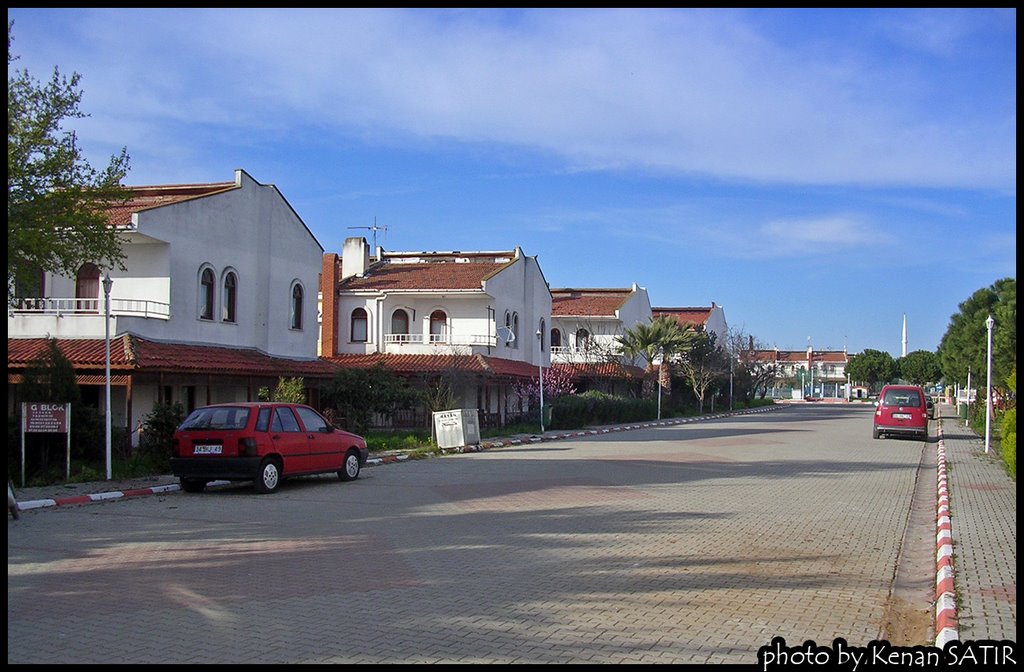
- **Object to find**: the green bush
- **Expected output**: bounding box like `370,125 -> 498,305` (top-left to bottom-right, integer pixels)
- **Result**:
549,391 -> 657,429
1001,408 -> 1015,479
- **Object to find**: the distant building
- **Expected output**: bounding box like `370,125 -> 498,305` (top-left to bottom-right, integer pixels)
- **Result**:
652,303 -> 728,345
746,346 -> 850,399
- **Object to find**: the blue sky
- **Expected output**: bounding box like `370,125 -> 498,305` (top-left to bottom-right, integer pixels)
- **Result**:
8,8 -> 1016,357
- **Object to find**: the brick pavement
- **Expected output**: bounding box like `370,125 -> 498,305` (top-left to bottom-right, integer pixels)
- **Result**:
935,404 -> 1017,643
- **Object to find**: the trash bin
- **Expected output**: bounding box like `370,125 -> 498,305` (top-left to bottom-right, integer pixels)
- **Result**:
958,403 -> 968,420
432,409 -> 481,449
542,404 -> 553,427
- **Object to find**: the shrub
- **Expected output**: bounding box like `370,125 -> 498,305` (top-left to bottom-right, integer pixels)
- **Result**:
549,391 -> 657,429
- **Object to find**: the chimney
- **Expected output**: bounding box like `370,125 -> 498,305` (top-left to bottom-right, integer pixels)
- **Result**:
342,237 -> 370,279
321,253 -> 340,357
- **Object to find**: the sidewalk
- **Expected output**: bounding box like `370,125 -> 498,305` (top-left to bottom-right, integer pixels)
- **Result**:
935,403 -> 1017,643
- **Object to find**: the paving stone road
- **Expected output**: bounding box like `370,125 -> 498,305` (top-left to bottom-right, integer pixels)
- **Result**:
6,405 -> 952,664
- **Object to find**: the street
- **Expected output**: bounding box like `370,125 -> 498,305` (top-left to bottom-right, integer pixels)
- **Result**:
8,404 -> 930,664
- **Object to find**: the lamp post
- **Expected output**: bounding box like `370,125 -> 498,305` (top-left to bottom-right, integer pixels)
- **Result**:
103,273 -> 113,480
536,330 -> 545,435
984,314 -> 994,454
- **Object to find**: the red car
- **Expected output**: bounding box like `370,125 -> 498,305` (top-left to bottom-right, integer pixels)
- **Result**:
171,402 -> 368,494
872,385 -> 929,441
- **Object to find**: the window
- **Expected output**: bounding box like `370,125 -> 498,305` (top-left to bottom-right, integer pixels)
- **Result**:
272,407 -> 302,432
351,307 -> 368,342
222,271 -> 237,323
199,267 -> 215,320
291,283 -> 304,329
512,312 -> 519,349
391,309 -> 410,335
551,328 -> 562,348
295,406 -> 328,432
539,318 -> 546,350
430,310 -> 448,343
576,328 -> 590,349
256,407 -> 272,432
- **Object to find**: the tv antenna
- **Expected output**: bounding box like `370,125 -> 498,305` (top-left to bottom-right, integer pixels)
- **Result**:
348,217 -> 388,251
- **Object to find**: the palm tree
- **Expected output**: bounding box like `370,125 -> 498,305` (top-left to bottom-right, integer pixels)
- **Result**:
617,316 -> 697,398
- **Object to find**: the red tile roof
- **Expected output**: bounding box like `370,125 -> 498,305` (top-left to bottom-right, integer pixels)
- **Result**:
551,362 -> 645,379
744,349 -> 848,364
8,337 -> 337,378
106,182 -> 237,227
325,353 -> 540,379
652,307 -> 713,328
550,288 -> 632,317
338,261 -> 511,292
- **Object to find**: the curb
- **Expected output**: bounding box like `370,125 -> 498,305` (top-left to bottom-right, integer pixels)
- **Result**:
934,419 -> 959,647
14,405 -> 783,511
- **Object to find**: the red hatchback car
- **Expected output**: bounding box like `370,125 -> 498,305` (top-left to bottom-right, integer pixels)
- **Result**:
872,385 -> 929,441
171,402 -> 368,494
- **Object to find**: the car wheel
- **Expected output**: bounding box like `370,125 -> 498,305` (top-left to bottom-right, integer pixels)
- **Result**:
339,449 -> 361,482
180,477 -> 207,493
254,458 -> 282,494
872,427 -> 880,439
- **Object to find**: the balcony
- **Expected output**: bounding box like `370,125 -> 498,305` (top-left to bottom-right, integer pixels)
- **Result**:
11,297 -> 171,320
382,332 -> 498,354
9,296 -> 171,340
550,344 -> 623,363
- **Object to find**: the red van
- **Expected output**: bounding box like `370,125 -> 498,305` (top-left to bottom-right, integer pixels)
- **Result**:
872,385 -> 929,441
171,402 -> 368,494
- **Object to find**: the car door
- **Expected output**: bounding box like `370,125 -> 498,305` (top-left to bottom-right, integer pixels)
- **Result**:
294,405 -> 343,473
270,405 -> 311,474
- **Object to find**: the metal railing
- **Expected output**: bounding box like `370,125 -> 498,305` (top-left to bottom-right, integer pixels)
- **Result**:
10,297 -> 171,319
384,333 -> 497,347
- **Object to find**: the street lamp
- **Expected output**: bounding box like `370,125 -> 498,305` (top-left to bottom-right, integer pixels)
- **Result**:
985,314 -> 994,454
536,330 -> 545,435
103,273 -> 113,480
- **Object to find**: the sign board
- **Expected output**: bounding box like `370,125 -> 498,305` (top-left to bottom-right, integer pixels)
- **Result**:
956,389 -> 977,403
24,403 -> 70,433
20,402 -> 72,486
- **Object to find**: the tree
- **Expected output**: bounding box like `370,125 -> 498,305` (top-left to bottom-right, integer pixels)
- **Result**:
937,278 -> 1016,393
897,350 -> 942,386
846,349 -> 898,392
8,22 -> 131,303
322,364 -> 420,434
729,328 -> 779,401
617,315 -> 696,399
676,331 -> 730,414
257,377 -> 307,403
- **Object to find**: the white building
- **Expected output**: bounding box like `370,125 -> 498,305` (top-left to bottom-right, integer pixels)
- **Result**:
320,238 -> 552,427
8,169 -> 336,443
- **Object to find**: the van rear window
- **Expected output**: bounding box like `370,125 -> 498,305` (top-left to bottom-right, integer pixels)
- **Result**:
179,406 -> 251,430
882,390 -> 921,407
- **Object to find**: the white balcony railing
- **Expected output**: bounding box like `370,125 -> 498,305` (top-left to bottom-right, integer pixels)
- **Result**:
384,333 -> 497,347
10,297 -> 171,320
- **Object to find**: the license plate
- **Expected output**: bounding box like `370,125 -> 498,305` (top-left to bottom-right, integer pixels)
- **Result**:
193,445 -> 222,455
892,413 -> 912,420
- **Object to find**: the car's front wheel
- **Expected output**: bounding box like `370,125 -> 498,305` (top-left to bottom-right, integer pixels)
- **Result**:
254,458 -> 282,494
339,449 -> 361,482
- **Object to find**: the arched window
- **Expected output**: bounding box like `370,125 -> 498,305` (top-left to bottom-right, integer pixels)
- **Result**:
550,328 -> 562,348
512,312 -> 519,349
351,307 -> 368,342
199,267 -> 215,320
539,318 -> 546,351
391,309 -> 410,335
429,310 -> 448,343
290,283 -> 303,329
576,328 -> 590,349
222,271 -> 237,323
76,263 -> 100,313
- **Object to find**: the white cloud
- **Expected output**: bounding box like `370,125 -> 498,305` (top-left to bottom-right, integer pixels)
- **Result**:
10,8 -> 1016,191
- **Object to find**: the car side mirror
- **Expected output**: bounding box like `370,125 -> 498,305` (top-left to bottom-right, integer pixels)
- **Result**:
321,425 -> 334,433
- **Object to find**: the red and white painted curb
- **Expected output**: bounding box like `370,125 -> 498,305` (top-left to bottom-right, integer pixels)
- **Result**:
934,420 -> 959,647
15,406 -> 781,511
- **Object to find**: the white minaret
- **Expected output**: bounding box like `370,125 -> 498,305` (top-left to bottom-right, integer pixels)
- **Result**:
901,314 -> 908,357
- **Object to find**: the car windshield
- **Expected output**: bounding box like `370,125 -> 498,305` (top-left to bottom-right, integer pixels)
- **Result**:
882,390 -> 921,407
179,406 -> 251,430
